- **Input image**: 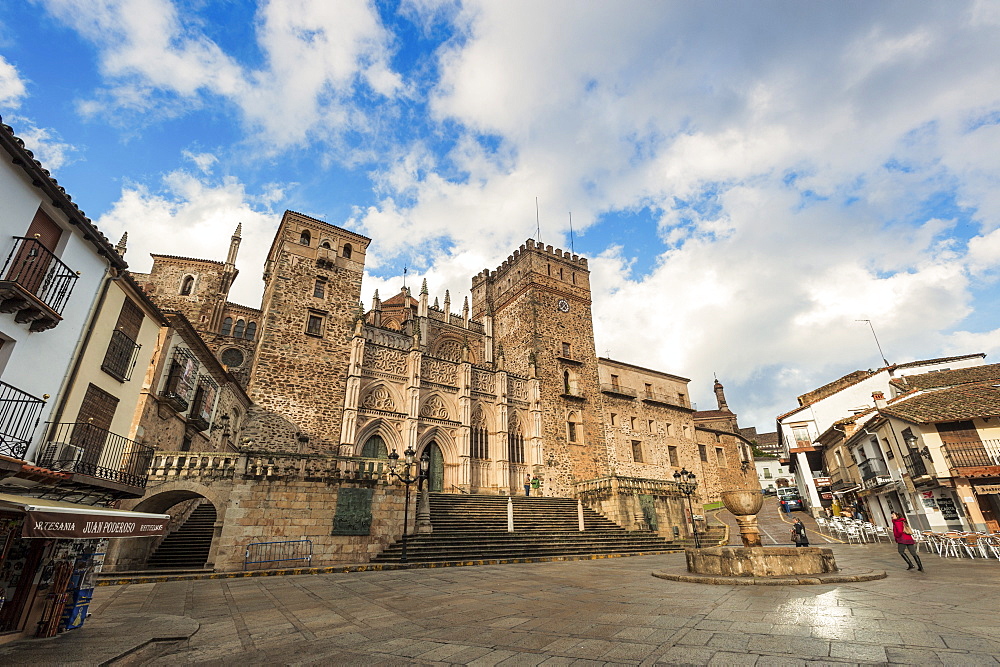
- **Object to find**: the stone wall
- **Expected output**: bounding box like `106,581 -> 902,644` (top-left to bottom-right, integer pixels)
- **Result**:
249,211 -> 370,451
472,240 -> 609,497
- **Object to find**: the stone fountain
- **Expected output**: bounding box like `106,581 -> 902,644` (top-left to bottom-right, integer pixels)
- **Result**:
653,488 -> 886,585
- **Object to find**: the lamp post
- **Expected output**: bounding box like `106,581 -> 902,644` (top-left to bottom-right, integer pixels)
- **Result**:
387,445 -> 430,563
673,468 -> 701,548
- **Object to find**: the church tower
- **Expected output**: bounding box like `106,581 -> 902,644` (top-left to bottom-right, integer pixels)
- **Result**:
471,240 -> 609,494
248,211 -> 370,450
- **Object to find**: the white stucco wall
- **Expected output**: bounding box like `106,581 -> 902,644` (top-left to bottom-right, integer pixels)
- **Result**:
0,156 -> 111,458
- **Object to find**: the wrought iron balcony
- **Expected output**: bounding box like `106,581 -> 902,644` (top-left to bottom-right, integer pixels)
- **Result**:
0,237 -> 79,331
902,451 -> 929,478
858,457 -> 888,481
101,329 -> 141,382
36,422 -> 155,489
0,380 -> 46,460
943,440 -> 1000,469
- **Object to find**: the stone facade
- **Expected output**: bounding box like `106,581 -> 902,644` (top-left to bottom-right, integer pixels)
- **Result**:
247,211 -> 370,450
114,214 -> 759,572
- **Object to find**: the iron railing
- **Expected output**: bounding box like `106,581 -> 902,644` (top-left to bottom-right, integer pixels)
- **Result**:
902,451 -> 928,478
244,539 -> 313,570
0,237 -> 79,315
0,380 -> 46,459
36,422 -> 155,489
943,439 -> 1000,469
858,458 -> 888,481
101,329 -> 141,381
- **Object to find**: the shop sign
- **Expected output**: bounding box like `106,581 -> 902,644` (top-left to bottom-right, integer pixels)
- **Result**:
23,511 -> 169,538
936,497 -> 960,521
973,484 -> 1000,495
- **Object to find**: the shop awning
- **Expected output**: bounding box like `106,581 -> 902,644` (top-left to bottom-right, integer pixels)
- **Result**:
0,493 -> 170,538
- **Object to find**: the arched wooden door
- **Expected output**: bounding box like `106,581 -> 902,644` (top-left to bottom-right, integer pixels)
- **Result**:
424,442 -> 444,492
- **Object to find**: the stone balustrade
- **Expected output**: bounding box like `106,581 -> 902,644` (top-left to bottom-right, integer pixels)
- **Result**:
148,450 -> 395,484
574,475 -> 684,498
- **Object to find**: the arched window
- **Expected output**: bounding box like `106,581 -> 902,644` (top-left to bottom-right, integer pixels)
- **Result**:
221,317 -> 233,336
299,229 -> 311,246
342,243 -> 352,259
233,319 -> 245,338
180,275 -> 195,295
508,414 -> 525,464
471,405 -> 489,460
360,434 -> 388,458
320,241 -> 331,249
245,322 -> 256,340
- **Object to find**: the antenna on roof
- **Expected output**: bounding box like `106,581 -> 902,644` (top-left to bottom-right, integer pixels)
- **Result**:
535,197 -> 541,241
569,212 -> 575,254
857,319 -> 890,367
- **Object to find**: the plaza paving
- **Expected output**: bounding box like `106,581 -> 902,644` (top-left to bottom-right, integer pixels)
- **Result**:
3,540 -> 1000,665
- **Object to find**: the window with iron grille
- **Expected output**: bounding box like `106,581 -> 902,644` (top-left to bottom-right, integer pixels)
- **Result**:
101,298 -> 143,381
163,347 -> 199,405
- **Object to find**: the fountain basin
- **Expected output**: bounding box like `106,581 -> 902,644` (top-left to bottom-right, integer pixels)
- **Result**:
686,546 -> 837,577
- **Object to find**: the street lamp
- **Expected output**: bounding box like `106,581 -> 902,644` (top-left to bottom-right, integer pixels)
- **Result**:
673,467 -> 701,548
387,445 -> 430,563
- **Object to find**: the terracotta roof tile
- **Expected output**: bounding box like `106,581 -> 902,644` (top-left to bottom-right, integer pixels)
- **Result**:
889,363 -> 1000,392
881,380 -> 1000,424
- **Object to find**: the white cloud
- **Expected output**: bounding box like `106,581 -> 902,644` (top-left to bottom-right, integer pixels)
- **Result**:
40,0 -> 401,149
95,170 -> 278,307
0,55 -> 26,108
352,1 -> 1000,426
25,1 -> 1000,428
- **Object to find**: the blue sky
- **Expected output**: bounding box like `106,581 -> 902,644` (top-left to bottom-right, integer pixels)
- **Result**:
2,0 -> 999,431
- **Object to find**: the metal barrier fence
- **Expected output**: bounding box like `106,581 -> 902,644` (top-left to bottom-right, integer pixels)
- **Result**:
243,539 -> 313,570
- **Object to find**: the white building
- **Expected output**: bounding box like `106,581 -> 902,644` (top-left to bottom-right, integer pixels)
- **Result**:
754,456 -> 791,492
0,115 -> 129,465
775,354 -> 986,515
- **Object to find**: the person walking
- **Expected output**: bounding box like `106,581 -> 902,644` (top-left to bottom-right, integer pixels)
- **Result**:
524,474 -> 532,497
791,517 -> 809,547
891,511 -> 923,571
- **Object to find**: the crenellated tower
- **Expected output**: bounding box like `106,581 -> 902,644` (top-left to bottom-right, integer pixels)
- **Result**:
471,239 -> 609,494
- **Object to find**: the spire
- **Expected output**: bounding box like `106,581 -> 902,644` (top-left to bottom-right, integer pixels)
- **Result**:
714,378 -> 729,411
433,296 -> 439,309
115,231 -> 128,257
226,222 -> 242,266
443,290 -> 451,324
418,278 -> 429,317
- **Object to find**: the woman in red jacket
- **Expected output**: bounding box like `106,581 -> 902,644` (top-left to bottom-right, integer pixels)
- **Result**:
891,511 -> 923,571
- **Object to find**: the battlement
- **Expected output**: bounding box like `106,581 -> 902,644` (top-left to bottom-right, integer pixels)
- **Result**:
472,239 -> 588,287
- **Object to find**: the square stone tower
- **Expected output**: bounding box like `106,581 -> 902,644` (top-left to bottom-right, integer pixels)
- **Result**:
471,240 -> 610,494
248,210 -> 370,450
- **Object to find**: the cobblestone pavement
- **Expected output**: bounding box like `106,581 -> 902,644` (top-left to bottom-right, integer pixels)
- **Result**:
6,539 -> 999,665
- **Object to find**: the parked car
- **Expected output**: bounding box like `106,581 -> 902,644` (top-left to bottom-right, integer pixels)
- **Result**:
762,487 -> 777,496
780,496 -> 804,512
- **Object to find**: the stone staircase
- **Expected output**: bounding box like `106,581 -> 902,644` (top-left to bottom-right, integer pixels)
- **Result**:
145,502 -> 217,569
371,493 -> 725,564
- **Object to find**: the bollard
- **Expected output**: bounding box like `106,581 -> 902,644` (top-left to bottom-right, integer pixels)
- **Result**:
578,499 -> 585,531
507,495 -> 514,532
